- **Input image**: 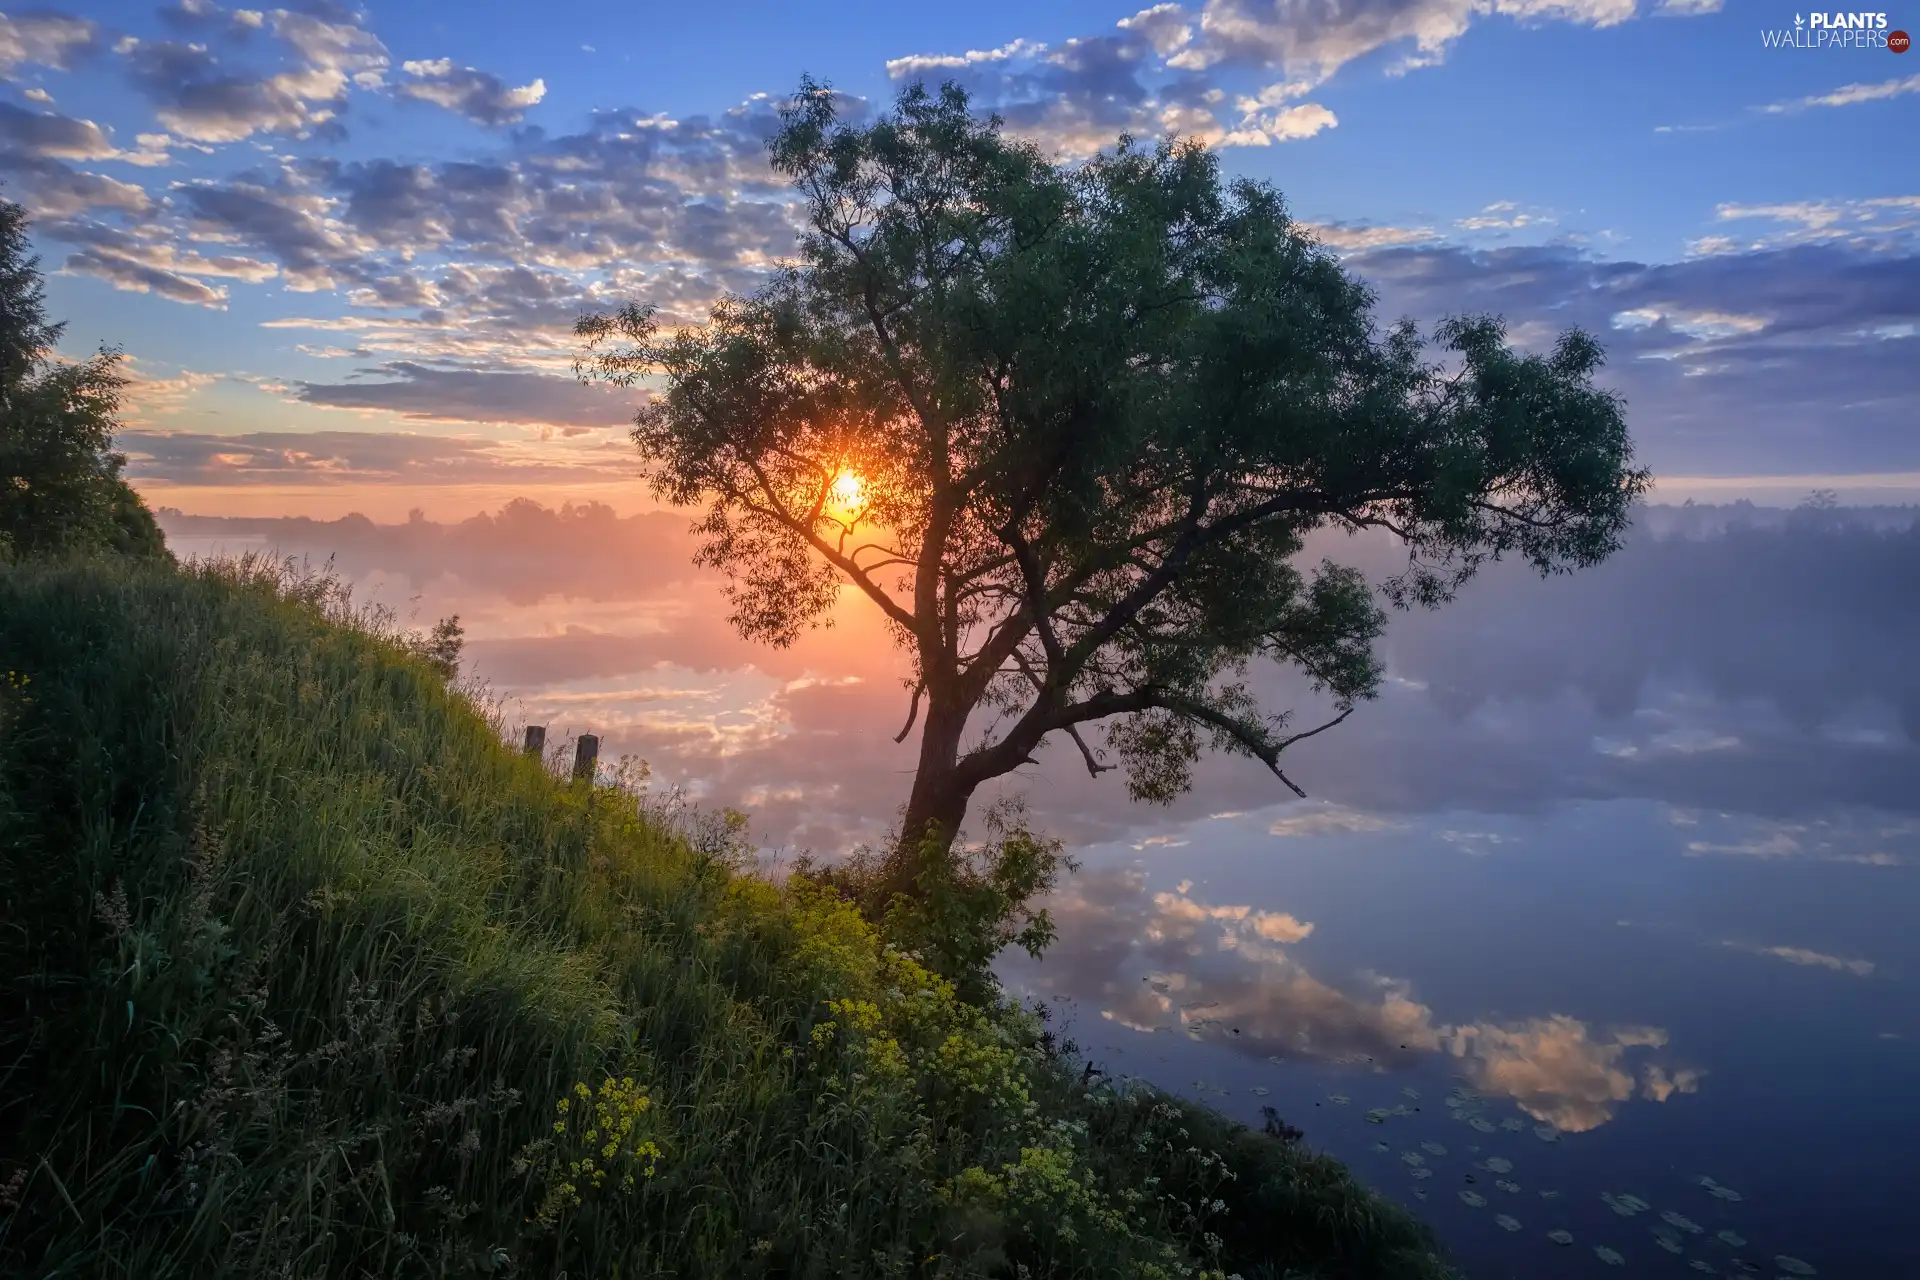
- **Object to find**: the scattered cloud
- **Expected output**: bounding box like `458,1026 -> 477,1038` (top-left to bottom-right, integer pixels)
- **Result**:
1267,802 -> 1401,837
1723,940 -> 1875,976
0,102 -> 170,165
1455,200 -> 1554,232
0,11 -> 99,74
1760,72 -> 1920,115
398,58 -> 547,126
1710,196 -> 1920,252
1002,865 -> 1701,1133
1442,1016 -> 1701,1133
288,360 -> 644,429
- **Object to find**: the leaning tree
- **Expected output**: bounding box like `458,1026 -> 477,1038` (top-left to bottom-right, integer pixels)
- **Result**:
577,79 -> 1647,890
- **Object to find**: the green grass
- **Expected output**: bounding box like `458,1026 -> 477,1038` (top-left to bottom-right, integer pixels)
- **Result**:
0,554 -> 1456,1279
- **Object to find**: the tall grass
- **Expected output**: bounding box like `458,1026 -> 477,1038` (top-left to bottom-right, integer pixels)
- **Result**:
0,554 -> 1454,1279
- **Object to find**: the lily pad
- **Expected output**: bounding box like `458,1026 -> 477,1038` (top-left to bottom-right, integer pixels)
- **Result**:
1717,1230 -> 1747,1248
1364,1108 -> 1390,1124
1411,1167 -> 1433,1180
1328,1094 -> 1350,1106
1533,1125 -> 1560,1143
1495,1214 -> 1522,1232
1655,1235 -> 1684,1255
1412,1187 -> 1427,1200
1774,1258 -> 1817,1277
1459,1190 -> 1487,1208
1469,1117 -> 1497,1133
1690,1263 -> 1718,1275
1595,1245 -> 1626,1266
1483,1156 -> 1513,1173
1693,1174 -> 1745,1202
1547,1229 -> 1575,1246
1500,1117 -> 1527,1132
1371,1141 -> 1390,1153
1251,1086 -> 1269,1097
1400,1151 -> 1425,1167
1662,1210 -> 1703,1234
1603,1192 -> 1649,1217
1539,1190 -> 1562,1200
1496,1179 -> 1521,1193
1401,1086 -> 1420,1099
1421,1141 -> 1448,1156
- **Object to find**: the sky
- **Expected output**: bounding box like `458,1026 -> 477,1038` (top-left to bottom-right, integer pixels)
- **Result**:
4,0 -> 1917,519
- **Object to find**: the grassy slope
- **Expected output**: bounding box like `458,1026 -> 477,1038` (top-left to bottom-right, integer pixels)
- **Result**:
0,556 -> 1455,1280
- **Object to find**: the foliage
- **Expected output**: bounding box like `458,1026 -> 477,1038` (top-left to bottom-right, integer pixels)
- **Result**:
576,79 -> 1650,869
0,197 -> 167,561
797,798 -> 1076,1003
0,553 -> 1455,1279
406,612 -> 466,680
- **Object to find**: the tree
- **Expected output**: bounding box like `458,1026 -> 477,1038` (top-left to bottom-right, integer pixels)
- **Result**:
577,80 -> 1649,892
0,197 -> 165,560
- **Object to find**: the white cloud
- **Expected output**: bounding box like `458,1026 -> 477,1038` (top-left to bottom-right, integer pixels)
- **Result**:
399,60 -> 547,126
1457,200 -> 1555,232
0,11 -> 96,73
1725,941 -> 1876,976
1761,73 -> 1920,114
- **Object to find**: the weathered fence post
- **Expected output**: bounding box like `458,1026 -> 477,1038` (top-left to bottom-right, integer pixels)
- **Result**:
572,733 -> 600,782
523,725 -> 546,758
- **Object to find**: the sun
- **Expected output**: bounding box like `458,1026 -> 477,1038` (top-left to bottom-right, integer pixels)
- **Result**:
828,467 -> 866,513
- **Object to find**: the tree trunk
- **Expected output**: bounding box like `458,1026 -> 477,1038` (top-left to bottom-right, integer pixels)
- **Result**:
891,694 -> 975,896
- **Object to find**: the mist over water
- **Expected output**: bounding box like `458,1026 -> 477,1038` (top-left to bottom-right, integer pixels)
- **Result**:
160,500 -> 1920,1277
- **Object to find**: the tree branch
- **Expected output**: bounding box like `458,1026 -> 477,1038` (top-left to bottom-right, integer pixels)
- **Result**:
893,678 -> 925,744
727,464 -> 921,636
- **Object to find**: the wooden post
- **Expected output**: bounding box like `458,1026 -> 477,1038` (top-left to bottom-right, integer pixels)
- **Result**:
572,733 -> 600,782
523,725 -> 546,757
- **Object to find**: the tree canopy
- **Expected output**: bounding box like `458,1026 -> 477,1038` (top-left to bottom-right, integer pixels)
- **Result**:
577,80 -> 1648,872
0,197 -> 165,560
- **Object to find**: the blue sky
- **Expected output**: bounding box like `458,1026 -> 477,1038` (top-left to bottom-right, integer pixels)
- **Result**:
6,0 -> 1916,516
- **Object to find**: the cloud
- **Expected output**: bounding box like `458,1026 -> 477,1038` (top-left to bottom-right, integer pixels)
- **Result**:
1443,1016 -> 1699,1132
61,247 -> 228,305
1001,865 -> 1700,1132
45,217 -> 277,307
0,101 -> 168,164
0,10 -> 98,73
176,175 -> 376,291
1347,241 -> 1920,475
1708,196 -> 1920,252
398,58 -> 546,126
1760,73 -> 1920,114
0,152 -> 152,217
1167,0 -> 1639,81
124,428 -> 635,488
1723,940 -> 1875,976
1241,101 -> 1336,141
1454,199 -> 1554,232
1300,220 -> 1440,252
122,7 -> 388,143
1266,802 -> 1400,836
288,360 -> 644,429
